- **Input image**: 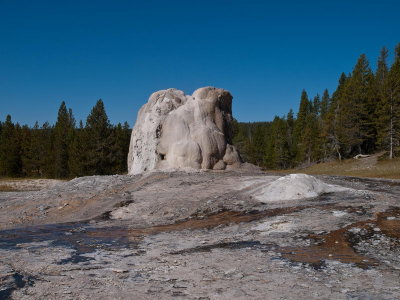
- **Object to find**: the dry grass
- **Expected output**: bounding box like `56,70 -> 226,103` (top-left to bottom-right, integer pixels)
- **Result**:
0,178 -> 66,192
278,156 -> 400,179
0,185 -> 19,192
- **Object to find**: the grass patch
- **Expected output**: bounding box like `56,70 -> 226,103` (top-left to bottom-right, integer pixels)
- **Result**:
278,157 -> 400,179
0,185 -> 19,192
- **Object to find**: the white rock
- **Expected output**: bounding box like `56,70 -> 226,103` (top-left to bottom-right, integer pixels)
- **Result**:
348,227 -> 361,234
127,87 -> 241,174
332,211 -> 348,217
110,268 -> 129,273
253,217 -> 293,234
249,174 -> 350,203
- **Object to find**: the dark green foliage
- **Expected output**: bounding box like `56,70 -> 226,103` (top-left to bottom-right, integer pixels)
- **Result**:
111,122 -> 131,174
84,99 -> 114,175
0,101 -> 131,178
52,102 -> 75,178
0,115 -> 22,176
387,44 -> 400,158
68,121 -> 86,177
266,116 -> 292,169
375,47 -> 391,152
293,90 -> 311,144
232,44 -> 400,169
232,118 -> 295,170
320,89 -> 330,118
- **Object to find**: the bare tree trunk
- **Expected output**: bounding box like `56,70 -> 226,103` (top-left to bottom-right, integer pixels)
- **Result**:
335,145 -> 341,161
390,93 -> 394,159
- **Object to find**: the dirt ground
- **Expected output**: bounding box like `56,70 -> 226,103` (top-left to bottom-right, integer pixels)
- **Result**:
1,170 -> 400,299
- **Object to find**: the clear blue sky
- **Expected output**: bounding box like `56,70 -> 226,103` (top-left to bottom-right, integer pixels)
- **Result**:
1,0 -> 400,126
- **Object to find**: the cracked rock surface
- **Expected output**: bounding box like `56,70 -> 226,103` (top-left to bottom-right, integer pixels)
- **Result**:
0,171 -> 400,299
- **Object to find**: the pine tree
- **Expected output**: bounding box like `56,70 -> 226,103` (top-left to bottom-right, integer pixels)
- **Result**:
327,73 -> 348,160
110,122 -> 131,174
286,109 -> 296,162
19,122 -> 46,177
30,122 -> 47,176
41,122 -> 54,177
384,44 -> 400,158
293,90 -> 312,163
271,117 -> 291,169
52,101 -> 75,178
312,94 -> 321,116
319,89 -> 331,160
84,99 -> 113,175
375,47 -> 391,154
294,90 -> 311,139
247,124 -> 267,167
232,120 -> 251,161
20,124 -> 33,176
320,89 -> 330,119
68,120 -> 86,176
0,115 -> 22,176
336,55 -> 374,156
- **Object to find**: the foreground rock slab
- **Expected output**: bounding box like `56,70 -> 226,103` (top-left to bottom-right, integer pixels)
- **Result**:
0,171 -> 400,299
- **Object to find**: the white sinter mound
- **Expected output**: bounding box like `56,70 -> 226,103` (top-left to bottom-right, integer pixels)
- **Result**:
253,174 -> 350,203
127,87 -> 241,174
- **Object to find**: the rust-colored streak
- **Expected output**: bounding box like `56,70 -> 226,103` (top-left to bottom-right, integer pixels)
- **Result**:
281,208 -> 400,268
281,222 -> 376,267
376,208 -> 400,238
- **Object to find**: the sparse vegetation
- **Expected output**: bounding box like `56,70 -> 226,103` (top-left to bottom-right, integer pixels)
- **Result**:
278,154 -> 400,179
0,185 -> 18,192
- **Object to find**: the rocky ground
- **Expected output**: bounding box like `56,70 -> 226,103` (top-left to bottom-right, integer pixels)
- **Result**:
0,170 -> 400,299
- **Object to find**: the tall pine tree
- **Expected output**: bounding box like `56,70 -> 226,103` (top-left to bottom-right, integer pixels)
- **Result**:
52,102 -> 75,178
0,115 -> 22,176
84,99 -> 113,175
383,44 -> 400,158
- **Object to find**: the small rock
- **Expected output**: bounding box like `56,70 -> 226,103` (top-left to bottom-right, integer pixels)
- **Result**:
38,205 -> 51,212
348,227 -> 361,234
172,283 -> 188,289
58,203 -> 69,209
332,211 -> 347,217
111,268 -> 129,273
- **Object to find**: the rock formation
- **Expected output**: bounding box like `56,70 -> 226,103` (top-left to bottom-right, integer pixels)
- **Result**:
127,87 -> 241,174
249,174 -> 350,202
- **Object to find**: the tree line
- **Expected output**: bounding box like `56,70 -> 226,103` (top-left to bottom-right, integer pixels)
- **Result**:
1,44 -> 399,176
0,100 -> 131,178
233,44 -> 400,169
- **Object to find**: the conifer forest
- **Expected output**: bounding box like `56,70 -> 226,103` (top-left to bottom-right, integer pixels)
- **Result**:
0,100 -> 131,178
1,45 -> 399,178
234,45 -> 400,169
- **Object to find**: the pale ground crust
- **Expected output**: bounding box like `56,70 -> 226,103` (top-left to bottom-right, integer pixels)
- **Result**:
1,170 -> 400,299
